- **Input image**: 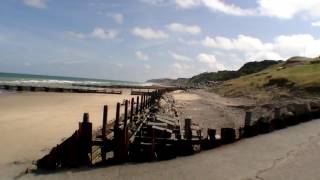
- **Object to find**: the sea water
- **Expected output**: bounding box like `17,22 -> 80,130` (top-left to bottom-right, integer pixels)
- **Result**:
0,72 -> 145,88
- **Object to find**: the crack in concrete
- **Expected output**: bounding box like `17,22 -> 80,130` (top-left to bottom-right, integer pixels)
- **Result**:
254,134 -> 320,180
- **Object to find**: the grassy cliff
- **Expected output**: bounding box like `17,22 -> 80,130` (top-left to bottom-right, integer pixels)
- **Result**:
187,60 -> 281,85
213,57 -> 320,100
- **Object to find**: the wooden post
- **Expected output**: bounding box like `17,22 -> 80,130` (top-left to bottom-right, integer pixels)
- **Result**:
130,97 -> 134,122
101,106 -> 108,161
140,94 -> 143,113
142,94 -> 145,110
102,105 -> 108,140
184,118 -> 192,140
78,113 -> 92,165
245,111 -> 252,126
123,100 -> 129,160
151,128 -> 156,160
136,96 -> 139,114
114,103 -> 121,161
221,128 -> 236,144
114,103 -> 120,142
274,108 -> 281,119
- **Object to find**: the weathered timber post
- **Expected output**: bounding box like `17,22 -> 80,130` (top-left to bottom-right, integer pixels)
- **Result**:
101,105 -> 108,162
272,107 -> 285,129
181,118 -> 193,155
243,111 -> 255,137
140,94 -> 143,114
124,100 -> 128,128
207,128 -> 216,142
122,100 -> 129,161
151,128 -> 156,160
185,118 -> 192,141
102,105 -> 108,140
78,113 -> 92,165
143,94 -> 146,109
221,128 -> 236,144
114,103 -> 121,161
136,96 -> 139,114
130,97 -> 134,122
245,111 -> 252,126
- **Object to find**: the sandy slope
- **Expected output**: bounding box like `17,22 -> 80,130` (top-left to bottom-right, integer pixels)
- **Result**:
0,90 -> 135,179
171,89 -> 255,136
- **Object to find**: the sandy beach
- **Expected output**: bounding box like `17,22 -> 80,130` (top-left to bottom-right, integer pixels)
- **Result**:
1,89 -> 320,180
0,90 -> 135,179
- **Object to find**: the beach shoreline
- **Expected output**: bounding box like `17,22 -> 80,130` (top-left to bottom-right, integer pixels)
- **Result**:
0,90 -> 136,179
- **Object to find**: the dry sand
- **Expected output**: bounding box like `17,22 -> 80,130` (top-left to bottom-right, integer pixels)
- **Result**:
170,89 -> 255,135
0,90 -> 135,179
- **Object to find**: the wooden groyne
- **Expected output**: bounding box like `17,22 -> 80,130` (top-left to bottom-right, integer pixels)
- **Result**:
72,83 -> 179,91
0,84 -> 122,94
35,89 -> 320,171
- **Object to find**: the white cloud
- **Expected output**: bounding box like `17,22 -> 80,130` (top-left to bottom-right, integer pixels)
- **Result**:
23,0 -> 46,9
197,53 -> 216,65
201,0 -> 255,16
174,0 -> 255,16
91,27 -> 118,39
273,34 -> 320,57
197,53 -> 227,71
202,34 -> 320,61
136,51 -> 149,61
169,51 -> 192,61
216,63 -> 226,71
166,23 -> 201,35
175,0 -> 200,8
202,35 -> 273,52
144,64 -> 151,69
68,27 -> 118,40
258,0 -> 320,19
132,27 -> 168,40
172,0 -> 320,19
108,13 -> 124,24
140,0 -> 171,5
312,21 -> 320,27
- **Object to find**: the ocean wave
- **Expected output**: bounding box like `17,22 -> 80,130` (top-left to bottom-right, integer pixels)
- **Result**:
0,79 -> 140,87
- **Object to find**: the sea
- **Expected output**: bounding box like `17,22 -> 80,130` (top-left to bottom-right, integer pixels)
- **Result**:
0,72 -> 147,92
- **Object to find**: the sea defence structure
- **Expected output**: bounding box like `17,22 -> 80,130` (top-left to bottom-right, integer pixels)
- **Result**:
35,89 -> 320,171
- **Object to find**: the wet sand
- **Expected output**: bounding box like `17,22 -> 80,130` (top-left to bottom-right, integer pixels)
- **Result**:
0,90 -> 135,179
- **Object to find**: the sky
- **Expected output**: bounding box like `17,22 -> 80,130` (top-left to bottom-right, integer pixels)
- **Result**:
0,0 -> 320,82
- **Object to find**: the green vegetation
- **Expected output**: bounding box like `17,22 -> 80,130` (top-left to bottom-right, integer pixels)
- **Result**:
188,71 -> 238,84
213,58 -> 320,100
187,60 -> 281,85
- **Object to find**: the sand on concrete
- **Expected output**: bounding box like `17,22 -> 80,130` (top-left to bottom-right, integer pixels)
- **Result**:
0,90 -> 135,179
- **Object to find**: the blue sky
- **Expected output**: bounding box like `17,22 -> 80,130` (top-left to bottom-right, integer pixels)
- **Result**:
0,0 -> 320,82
